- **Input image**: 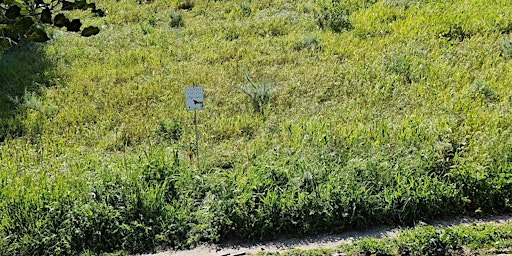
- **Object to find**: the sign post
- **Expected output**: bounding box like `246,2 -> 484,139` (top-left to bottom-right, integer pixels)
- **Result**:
185,85 -> 204,169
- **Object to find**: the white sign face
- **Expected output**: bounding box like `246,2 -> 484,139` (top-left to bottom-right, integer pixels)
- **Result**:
185,86 -> 204,110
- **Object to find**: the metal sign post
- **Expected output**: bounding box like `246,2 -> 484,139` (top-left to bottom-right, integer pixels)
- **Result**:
185,85 -> 204,169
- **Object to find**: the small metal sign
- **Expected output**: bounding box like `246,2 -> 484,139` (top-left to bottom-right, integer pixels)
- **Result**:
185,86 -> 204,111
184,85 -> 203,170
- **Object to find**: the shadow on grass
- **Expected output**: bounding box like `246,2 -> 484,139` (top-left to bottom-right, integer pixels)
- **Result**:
0,42 -> 55,142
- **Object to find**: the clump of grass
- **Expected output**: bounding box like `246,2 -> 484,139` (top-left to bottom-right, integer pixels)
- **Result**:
293,34 -> 321,51
236,72 -> 273,114
257,17 -> 290,37
170,10 -> 184,28
469,80 -> 498,102
355,237 -> 394,256
223,29 -> 239,41
397,226 -> 461,256
501,35 -> 512,58
315,1 -> 353,33
176,0 -> 194,10
382,52 -> 412,85
239,2 -> 251,17
0,117 -> 23,142
381,0 -> 424,9
439,25 -> 472,42
383,53 -> 410,76
156,120 -> 182,142
7,89 -> 53,118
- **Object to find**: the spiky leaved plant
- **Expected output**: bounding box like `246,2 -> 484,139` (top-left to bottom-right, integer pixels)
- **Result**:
236,71 -> 272,114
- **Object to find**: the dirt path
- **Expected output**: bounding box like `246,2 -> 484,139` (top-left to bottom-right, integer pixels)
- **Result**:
139,214 -> 512,256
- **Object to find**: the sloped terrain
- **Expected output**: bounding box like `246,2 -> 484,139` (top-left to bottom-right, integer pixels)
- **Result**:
1,0 -> 512,255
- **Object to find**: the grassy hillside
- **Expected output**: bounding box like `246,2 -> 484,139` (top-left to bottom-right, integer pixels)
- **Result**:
1,0 -> 512,254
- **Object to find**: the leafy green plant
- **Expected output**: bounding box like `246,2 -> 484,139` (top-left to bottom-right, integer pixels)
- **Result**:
156,120 -> 182,142
223,29 -> 239,41
293,34 -> 321,51
469,80 -> 498,102
355,237 -> 394,255
6,89 -> 53,117
381,0 -> 424,9
315,1 -> 353,33
397,227 -> 462,256
439,25 -> 472,42
501,35 -> 512,58
176,0 -> 194,10
169,10 -> 184,28
382,52 -> 412,85
0,0 -> 103,50
239,2 -> 251,17
236,72 -> 272,114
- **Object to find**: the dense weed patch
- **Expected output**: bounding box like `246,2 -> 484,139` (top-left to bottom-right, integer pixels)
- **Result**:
1,0 -> 512,255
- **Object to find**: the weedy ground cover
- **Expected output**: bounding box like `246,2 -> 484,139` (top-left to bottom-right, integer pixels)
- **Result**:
258,221 -> 512,255
1,0 -> 512,255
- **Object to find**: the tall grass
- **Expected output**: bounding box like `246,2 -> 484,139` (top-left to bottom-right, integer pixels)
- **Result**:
1,0 -> 512,254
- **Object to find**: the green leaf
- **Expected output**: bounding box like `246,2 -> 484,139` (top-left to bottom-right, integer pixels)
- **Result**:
74,0 -> 88,10
81,26 -> 99,37
40,8 -> 52,24
0,24 -> 14,30
66,19 -> 81,32
5,5 -> 21,19
25,28 -> 49,42
15,17 -> 34,32
53,13 -> 69,27
61,1 -> 74,10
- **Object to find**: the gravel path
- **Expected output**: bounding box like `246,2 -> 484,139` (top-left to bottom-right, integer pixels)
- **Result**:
138,214 -> 512,256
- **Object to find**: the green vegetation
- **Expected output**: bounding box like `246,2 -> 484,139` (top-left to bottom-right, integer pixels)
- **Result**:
236,71 -> 273,114
259,221 -> 512,255
1,0 -> 512,255
0,0 -> 103,53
